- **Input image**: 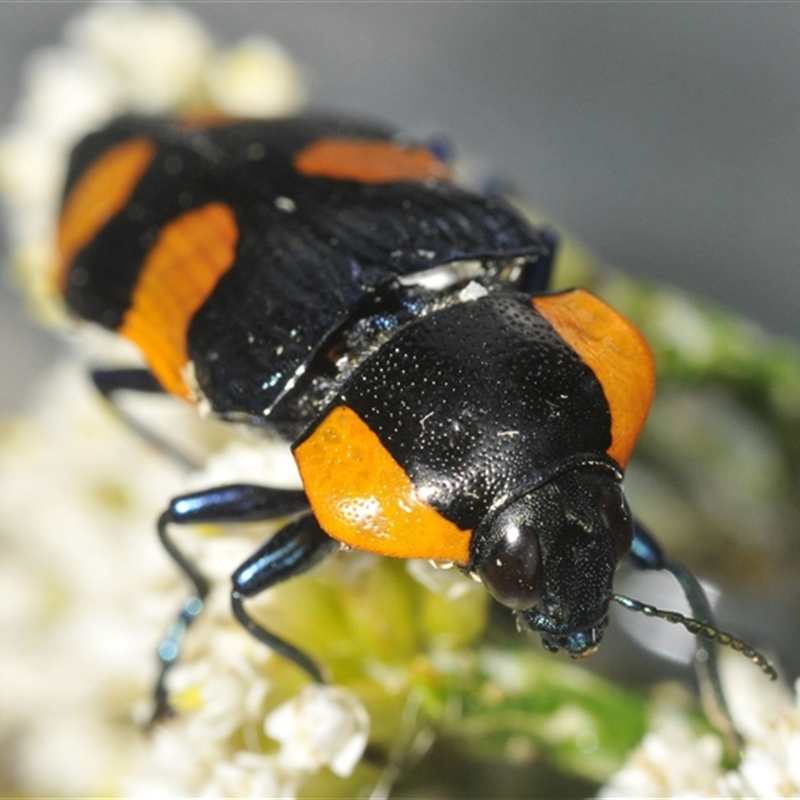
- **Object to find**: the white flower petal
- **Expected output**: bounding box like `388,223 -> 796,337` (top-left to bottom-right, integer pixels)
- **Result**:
265,684 -> 370,777
65,2 -> 212,113
205,38 -> 305,118
17,48 -> 121,141
600,654 -> 800,798
204,751 -> 299,799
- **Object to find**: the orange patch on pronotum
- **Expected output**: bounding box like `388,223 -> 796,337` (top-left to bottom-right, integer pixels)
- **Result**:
294,404 -> 472,564
532,289 -> 655,468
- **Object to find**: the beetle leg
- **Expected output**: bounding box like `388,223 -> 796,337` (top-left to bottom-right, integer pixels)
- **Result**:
629,520 -> 739,751
627,518 -> 666,570
152,483 -> 311,725
231,512 -> 339,684
90,367 -> 198,470
630,522 -> 720,630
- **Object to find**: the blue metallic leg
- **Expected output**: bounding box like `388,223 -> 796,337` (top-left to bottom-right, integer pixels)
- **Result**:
628,520 -> 739,750
232,513 -> 339,684
152,483 -> 312,724
91,367 -> 198,470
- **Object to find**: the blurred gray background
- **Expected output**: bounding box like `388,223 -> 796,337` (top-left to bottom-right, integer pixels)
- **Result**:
1,1 -> 798,413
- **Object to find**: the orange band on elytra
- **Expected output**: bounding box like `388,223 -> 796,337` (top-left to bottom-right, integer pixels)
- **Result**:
532,290 -> 655,468
294,138 -> 451,184
118,202 -> 239,399
294,404 -> 472,564
56,137 -> 157,292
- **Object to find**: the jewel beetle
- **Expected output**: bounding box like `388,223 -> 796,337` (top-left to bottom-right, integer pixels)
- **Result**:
55,112 -> 774,727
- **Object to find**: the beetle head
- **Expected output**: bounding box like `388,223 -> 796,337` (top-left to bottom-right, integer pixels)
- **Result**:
473,464 -> 633,657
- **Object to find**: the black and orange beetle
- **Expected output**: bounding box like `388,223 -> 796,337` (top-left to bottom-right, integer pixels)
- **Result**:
55,113 -> 774,726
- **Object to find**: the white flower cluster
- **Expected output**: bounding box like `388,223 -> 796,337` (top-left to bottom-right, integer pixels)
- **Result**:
0,1 -> 303,324
599,653 -> 800,798
0,357 -> 370,797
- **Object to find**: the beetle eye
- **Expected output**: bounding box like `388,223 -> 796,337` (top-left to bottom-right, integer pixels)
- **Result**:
476,521 -> 541,611
598,483 -> 633,559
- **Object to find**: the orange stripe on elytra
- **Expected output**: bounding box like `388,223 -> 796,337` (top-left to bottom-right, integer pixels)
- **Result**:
532,290 -> 656,468
294,405 -> 472,564
56,137 -> 157,292
118,202 -> 239,399
294,138 -> 451,184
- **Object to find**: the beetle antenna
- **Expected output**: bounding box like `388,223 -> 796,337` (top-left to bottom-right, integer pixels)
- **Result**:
611,593 -> 777,680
